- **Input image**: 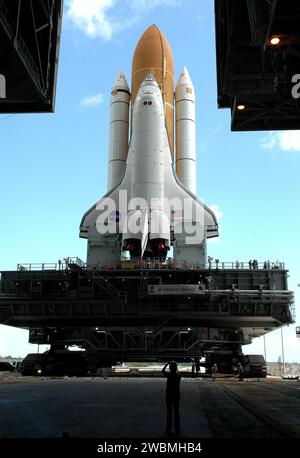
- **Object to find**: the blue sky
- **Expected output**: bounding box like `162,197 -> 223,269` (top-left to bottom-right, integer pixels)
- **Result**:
0,0 -> 299,361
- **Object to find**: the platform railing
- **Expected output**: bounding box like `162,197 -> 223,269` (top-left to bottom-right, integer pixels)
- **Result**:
17,263 -> 58,271
87,259 -> 286,271
17,257 -> 87,271
207,261 -> 285,270
16,259 -> 286,272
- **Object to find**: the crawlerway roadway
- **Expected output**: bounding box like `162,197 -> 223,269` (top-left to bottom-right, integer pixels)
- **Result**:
0,375 -> 299,438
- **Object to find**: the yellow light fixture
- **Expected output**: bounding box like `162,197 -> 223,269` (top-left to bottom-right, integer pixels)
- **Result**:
270,36 -> 280,45
237,104 -> 246,111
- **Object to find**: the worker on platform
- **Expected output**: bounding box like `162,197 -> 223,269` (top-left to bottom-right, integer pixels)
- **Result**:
212,363 -> 218,381
162,361 -> 181,435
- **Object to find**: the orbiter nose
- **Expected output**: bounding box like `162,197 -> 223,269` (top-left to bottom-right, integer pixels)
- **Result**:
140,74 -> 159,88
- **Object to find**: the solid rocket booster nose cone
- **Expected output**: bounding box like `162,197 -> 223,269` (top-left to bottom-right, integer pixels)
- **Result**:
113,70 -> 130,90
176,66 -> 193,87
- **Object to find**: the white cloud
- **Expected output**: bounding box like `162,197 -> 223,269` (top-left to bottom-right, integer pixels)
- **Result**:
80,93 -> 104,107
66,0 -> 180,40
209,204 -> 223,221
66,0 -> 116,40
260,131 -> 300,152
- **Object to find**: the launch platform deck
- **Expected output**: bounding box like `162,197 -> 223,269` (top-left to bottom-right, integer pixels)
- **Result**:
0,375 -> 299,438
0,260 -> 294,362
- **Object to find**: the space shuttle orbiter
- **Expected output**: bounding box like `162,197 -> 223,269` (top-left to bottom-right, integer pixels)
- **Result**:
80,25 -> 218,267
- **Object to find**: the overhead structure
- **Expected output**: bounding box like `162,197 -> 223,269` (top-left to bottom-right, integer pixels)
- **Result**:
215,0 -> 300,131
0,0 -> 63,113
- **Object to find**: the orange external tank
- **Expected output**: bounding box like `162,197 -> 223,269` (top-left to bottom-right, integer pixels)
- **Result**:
131,25 -> 175,159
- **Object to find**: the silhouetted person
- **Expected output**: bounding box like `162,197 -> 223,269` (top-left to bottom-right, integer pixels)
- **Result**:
211,363 -> 218,381
238,363 -> 244,381
162,361 -> 181,435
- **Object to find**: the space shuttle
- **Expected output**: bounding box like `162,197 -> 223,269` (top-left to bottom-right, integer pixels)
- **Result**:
80,25 -> 218,267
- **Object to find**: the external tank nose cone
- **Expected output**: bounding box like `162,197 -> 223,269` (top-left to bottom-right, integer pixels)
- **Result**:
131,24 -> 174,100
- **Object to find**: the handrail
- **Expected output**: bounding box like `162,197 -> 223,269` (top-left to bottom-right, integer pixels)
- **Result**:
17,257 -> 87,271
86,259 -> 286,271
17,259 -> 286,272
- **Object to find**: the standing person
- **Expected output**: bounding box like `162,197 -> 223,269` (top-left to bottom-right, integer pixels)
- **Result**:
211,363 -> 218,381
162,361 -> 181,435
238,363 -> 244,381
249,260 -> 253,269
191,358 -> 196,377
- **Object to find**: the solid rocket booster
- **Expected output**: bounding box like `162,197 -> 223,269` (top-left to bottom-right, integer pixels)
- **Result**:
131,25 -> 175,159
175,67 -> 196,195
107,71 -> 130,190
